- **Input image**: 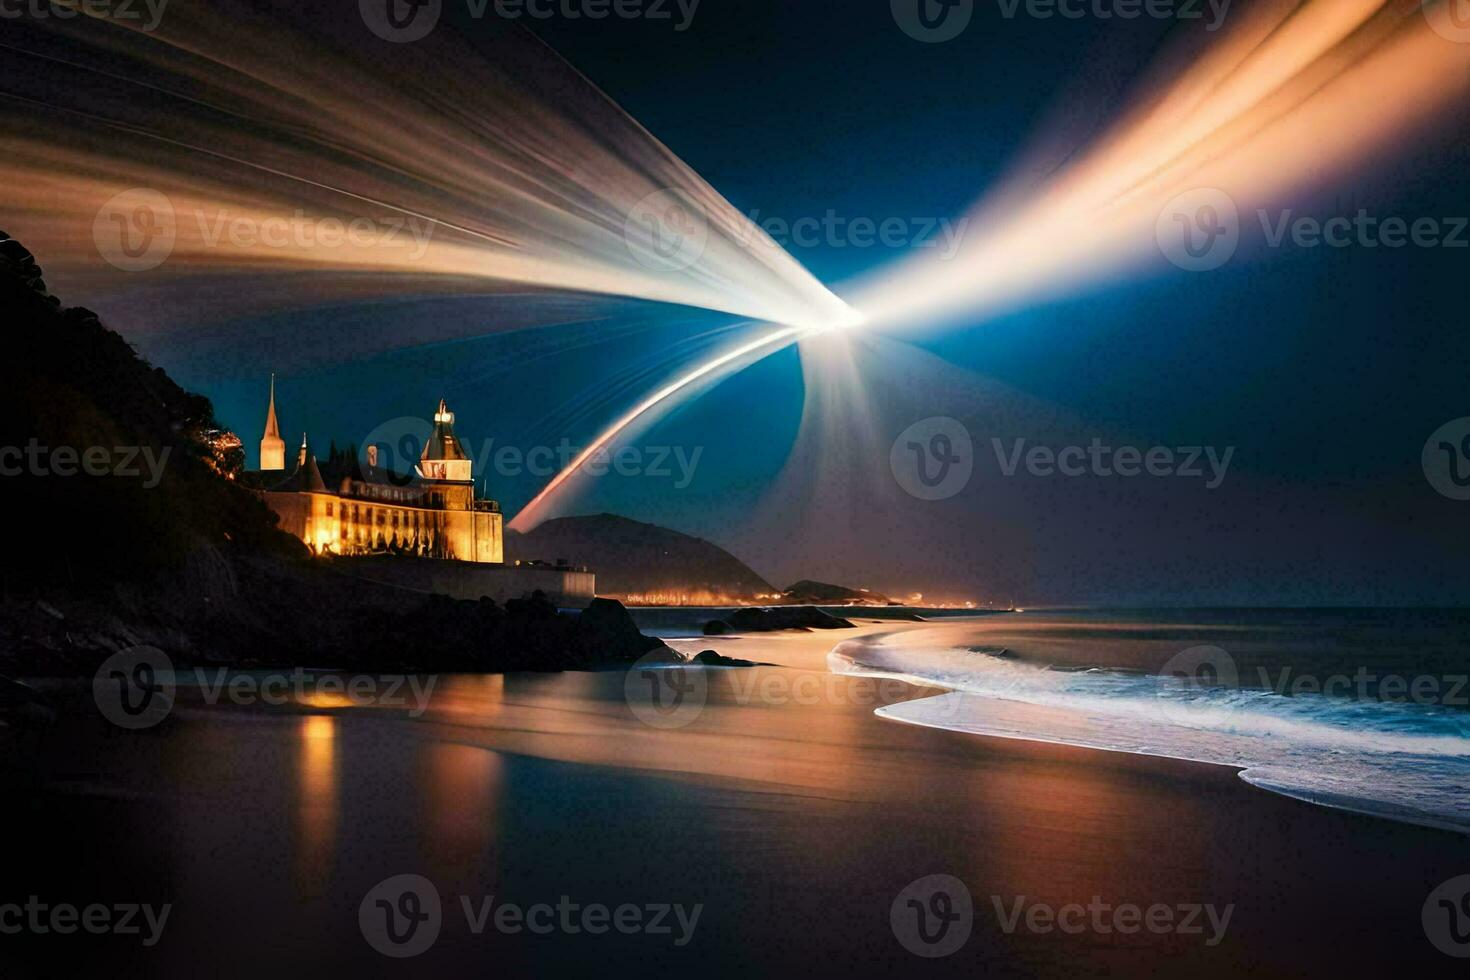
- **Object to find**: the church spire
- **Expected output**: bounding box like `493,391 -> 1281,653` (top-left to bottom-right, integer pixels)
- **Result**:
265,374 -> 281,438
259,373 -> 286,472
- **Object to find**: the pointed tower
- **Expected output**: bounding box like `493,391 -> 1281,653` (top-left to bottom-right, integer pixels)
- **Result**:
419,398 -> 475,516
275,433 -> 326,493
259,374 -> 286,472
419,398 -> 474,484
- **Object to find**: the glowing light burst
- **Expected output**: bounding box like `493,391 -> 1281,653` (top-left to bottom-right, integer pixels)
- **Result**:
851,0 -> 1470,331
513,0 -> 1470,529
0,4 -> 852,333
3,1 -> 1466,532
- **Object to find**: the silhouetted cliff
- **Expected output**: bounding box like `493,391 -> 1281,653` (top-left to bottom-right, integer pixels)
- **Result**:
0,233 -> 664,674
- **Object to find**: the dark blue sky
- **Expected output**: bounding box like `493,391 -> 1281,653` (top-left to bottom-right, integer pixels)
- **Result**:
160,1 -> 1470,604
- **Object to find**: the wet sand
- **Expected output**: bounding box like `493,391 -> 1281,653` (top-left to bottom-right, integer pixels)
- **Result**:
1,622 -> 1463,977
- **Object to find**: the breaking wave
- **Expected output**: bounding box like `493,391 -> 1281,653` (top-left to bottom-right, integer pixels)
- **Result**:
830,636 -> 1470,834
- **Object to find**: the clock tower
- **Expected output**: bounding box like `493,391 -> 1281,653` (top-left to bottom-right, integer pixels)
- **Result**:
418,398 -> 475,509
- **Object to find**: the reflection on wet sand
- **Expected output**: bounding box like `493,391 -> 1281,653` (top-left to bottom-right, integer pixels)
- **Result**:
294,715 -> 337,897
420,739 -> 503,883
416,624 -> 943,802
13,617 -> 1465,978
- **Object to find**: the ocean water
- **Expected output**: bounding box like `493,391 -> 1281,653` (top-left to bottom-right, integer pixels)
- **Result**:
827,610 -> 1470,834
628,605 -> 996,639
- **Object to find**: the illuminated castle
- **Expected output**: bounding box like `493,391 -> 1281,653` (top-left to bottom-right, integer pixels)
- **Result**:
251,383 -> 504,565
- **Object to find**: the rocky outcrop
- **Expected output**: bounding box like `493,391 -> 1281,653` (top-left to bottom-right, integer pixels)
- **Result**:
708,606 -> 856,634
689,650 -> 761,667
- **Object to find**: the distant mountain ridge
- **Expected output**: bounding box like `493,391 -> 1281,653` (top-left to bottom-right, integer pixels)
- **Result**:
506,514 -> 775,602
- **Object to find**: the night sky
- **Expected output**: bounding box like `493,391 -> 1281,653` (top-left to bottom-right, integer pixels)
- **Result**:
145,1 -> 1470,605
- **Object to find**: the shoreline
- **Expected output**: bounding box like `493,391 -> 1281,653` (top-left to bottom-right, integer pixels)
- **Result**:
872,696 -> 1470,838
6,620 -> 1466,976
674,616 -> 1470,836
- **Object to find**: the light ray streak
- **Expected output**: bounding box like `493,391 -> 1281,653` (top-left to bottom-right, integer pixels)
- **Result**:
510,0 -> 1470,528
508,323 -> 811,531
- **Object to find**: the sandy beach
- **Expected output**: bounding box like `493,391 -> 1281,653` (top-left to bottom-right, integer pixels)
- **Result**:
1,615 -> 1463,977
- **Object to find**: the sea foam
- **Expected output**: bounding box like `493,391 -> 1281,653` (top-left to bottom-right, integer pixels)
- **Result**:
830,637 -> 1470,834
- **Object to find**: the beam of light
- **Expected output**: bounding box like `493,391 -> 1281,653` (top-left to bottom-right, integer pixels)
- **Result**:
4,2 -> 1465,535
507,322 -> 811,532
509,0 -> 1470,529
0,3 -> 855,335
850,0 -> 1470,332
